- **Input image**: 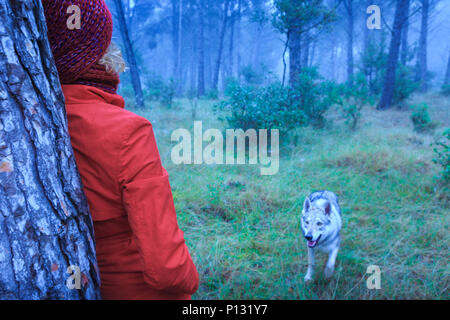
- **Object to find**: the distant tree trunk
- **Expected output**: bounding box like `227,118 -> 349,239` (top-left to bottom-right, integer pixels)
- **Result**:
400,0 -> 410,65
309,39 -> 316,67
228,9 -> 235,79
289,27 -> 302,86
212,0 -> 231,91
190,25 -> 198,94
113,0 -> 145,108
177,0 -> 183,94
416,0 -> 429,92
236,0 -> 242,78
378,0 -> 409,110
344,0 -> 354,86
444,49 -> 450,86
329,40 -> 336,80
172,0 -> 180,80
0,0 -> 100,299
197,0 -> 206,97
362,0 -> 372,79
301,30 -> 310,69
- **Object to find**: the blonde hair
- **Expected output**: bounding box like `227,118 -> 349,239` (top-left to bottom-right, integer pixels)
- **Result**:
98,42 -> 127,74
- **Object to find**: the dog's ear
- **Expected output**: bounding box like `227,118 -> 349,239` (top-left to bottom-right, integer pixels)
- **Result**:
303,197 -> 311,212
324,201 -> 331,215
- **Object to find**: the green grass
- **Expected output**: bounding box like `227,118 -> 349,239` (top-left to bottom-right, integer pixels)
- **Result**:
128,93 -> 449,300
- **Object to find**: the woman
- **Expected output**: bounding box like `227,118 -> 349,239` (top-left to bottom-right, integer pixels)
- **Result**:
42,0 -> 199,299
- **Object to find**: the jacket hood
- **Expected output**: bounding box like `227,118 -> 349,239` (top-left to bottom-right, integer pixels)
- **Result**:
62,84 -> 125,109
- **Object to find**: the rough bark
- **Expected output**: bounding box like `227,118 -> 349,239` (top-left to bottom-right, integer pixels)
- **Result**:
113,0 -> 145,108
0,0 -> 100,299
212,0 -> 231,91
416,0 -> 429,92
378,0 -> 409,110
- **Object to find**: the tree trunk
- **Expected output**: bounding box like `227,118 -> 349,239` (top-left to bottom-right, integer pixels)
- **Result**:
197,0 -> 206,97
400,0 -> 410,65
416,0 -> 429,92
289,28 -> 302,86
344,0 -> 354,86
0,0 -> 100,299
362,0 -> 372,79
212,0 -> 231,92
444,49 -> 450,86
329,40 -> 336,80
172,0 -> 180,80
378,0 -> 409,110
190,23 -> 198,95
228,10 -> 235,79
301,30 -> 310,70
177,0 -> 183,94
309,38 -> 316,67
113,0 -> 145,108
236,0 -> 242,79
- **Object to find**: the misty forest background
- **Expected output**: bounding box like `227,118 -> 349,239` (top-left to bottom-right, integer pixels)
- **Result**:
105,0 -> 449,299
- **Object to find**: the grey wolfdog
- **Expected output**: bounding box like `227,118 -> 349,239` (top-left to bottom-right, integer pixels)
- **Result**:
301,190 -> 342,282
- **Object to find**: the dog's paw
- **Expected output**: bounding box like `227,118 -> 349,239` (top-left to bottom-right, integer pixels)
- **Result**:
323,266 -> 335,278
304,274 -> 313,283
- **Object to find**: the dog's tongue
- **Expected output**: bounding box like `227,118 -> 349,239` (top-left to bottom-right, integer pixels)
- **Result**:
308,240 -> 317,247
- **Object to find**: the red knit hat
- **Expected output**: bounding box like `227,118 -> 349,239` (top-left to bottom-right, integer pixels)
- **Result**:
42,0 -> 119,93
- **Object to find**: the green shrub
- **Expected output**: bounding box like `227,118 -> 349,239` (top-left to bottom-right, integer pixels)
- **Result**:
410,103 -> 437,133
290,68 -> 341,128
144,73 -> 176,107
117,84 -> 137,108
340,73 -> 373,130
217,80 -> 300,134
217,68 -> 340,134
393,64 -> 419,107
432,129 -> 450,183
441,84 -> 450,96
239,64 -> 272,86
358,35 -> 388,96
358,34 -> 418,105
205,89 -> 219,100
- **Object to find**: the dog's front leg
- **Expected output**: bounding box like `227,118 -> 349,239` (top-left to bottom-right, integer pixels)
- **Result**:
324,246 -> 339,278
304,247 -> 315,282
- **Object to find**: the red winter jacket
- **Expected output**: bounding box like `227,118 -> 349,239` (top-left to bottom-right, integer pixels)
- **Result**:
62,84 -> 199,300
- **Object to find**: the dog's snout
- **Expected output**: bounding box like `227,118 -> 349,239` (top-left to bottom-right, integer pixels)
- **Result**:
305,234 -> 313,241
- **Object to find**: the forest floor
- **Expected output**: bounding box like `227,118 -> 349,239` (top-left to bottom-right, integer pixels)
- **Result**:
128,92 -> 449,299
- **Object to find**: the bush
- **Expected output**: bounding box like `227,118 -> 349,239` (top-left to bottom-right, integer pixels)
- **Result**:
144,73 -> 176,107
340,73 -> 373,130
393,65 -> 419,107
358,34 -> 418,105
205,89 -> 219,100
217,80 -> 299,134
239,64 -> 273,86
432,129 -> 450,183
358,35 -> 388,96
216,68 -> 341,135
410,103 -> 437,133
441,84 -> 450,96
290,68 -> 341,128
